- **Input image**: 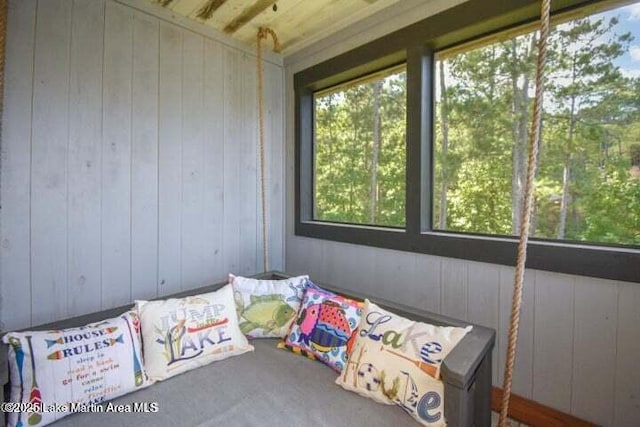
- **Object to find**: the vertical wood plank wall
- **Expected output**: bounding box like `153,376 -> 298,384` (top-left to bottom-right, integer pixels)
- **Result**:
285,239 -> 639,427
283,2 -> 639,426
0,0 -> 285,330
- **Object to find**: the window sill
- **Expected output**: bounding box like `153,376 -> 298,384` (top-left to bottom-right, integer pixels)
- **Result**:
295,221 -> 640,283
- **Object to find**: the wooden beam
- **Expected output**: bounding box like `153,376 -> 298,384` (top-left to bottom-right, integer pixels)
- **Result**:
223,0 -> 276,34
196,0 -> 227,20
491,387 -> 596,427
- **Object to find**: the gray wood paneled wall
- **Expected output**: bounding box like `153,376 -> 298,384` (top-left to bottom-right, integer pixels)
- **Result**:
284,1 -> 639,426
0,0 -> 285,331
285,240 -> 639,426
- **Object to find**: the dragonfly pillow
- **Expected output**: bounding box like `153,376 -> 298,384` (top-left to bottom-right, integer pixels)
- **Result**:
2,311 -> 149,427
230,273 -> 310,338
136,284 -> 253,382
336,300 -> 472,426
284,285 -> 362,372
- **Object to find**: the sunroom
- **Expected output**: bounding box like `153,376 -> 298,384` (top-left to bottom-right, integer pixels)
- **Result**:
0,0 -> 638,426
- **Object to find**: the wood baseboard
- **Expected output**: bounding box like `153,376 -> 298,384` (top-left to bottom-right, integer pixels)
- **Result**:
491,387 -> 596,427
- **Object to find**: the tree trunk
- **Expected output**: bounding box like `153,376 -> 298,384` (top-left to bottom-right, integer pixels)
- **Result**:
348,96 -> 360,219
438,61 -> 450,229
630,144 -> 640,178
631,144 -> 640,167
558,57 -> 578,239
558,155 -> 571,238
510,36 -> 534,235
558,114 -> 575,239
601,130 -> 609,168
369,81 -> 382,224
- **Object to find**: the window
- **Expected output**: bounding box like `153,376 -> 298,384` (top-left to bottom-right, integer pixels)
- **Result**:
295,0 -> 639,283
314,66 -> 407,228
434,3 -> 640,246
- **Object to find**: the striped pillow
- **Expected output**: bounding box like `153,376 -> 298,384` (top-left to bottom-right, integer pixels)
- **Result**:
2,311 -> 149,427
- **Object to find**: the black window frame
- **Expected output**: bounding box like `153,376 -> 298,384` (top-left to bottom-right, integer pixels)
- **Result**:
294,0 -> 640,283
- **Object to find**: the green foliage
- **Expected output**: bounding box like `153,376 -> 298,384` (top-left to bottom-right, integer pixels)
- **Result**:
434,9 -> 640,246
579,165 -> 640,244
314,71 -> 406,227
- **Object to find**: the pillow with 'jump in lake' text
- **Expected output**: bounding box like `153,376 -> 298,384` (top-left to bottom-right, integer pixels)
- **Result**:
136,284 -> 253,382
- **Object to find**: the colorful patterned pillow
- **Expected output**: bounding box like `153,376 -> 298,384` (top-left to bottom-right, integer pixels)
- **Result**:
284,286 -> 362,372
276,341 -> 317,360
230,274 -> 310,338
136,284 -> 253,382
2,311 -> 149,427
335,300 -> 471,426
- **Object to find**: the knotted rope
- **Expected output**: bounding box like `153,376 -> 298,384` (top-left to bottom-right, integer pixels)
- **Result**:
256,28 -> 280,272
499,0 -> 551,425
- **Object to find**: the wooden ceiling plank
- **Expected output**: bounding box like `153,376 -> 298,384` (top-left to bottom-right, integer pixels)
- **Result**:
196,0 -> 253,33
166,0 -> 205,15
224,0 -> 277,34
233,0 -> 304,45
261,0 -> 333,49
280,0 -> 401,54
196,0 -> 227,20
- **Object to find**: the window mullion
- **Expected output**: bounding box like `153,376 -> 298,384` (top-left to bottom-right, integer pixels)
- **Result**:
406,44 -> 433,237
295,87 -> 314,229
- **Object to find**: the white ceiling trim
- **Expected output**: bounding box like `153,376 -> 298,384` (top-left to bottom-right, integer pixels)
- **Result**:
283,0 -> 469,71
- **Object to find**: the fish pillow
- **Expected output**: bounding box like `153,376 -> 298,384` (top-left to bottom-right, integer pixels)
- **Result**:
276,340 -> 317,361
335,300 -> 472,426
230,274 -> 311,338
284,286 -> 362,372
136,284 -> 253,382
1,311 -> 149,427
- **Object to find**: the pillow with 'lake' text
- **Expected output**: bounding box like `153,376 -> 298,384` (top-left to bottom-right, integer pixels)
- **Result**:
336,300 -> 471,426
2,311 -> 149,427
136,284 -> 253,381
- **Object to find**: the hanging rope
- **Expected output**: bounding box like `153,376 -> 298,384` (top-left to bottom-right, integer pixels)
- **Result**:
256,28 -> 280,272
499,0 -> 551,425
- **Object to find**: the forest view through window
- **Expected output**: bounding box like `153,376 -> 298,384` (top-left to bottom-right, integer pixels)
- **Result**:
313,66 -> 407,228
434,1 -> 640,246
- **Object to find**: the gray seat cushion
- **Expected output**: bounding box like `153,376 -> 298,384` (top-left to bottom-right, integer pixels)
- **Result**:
53,339 -> 412,426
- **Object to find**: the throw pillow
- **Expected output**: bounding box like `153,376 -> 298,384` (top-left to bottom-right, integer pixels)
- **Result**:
230,274 -> 310,338
2,311 -> 148,427
136,284 -> 253,381
284,285 -> 362,372
276,340 -> 317,361
336,300 -> 472,426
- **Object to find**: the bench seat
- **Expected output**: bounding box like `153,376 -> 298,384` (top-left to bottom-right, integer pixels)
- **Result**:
3,272 -> 495,426
53,339 -> 414,426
